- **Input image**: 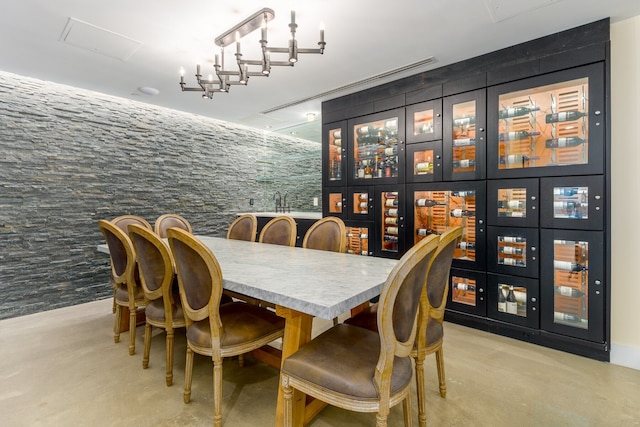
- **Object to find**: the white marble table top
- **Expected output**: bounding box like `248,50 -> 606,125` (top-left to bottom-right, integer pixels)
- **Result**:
196,236 -> 397,320
237,211 -> 322,220
98,236 -> 399,319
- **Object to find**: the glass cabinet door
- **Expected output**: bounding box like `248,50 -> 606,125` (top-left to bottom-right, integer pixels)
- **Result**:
407,181 -> 486,270
322,187 -> 347,219
375,186 -> 405,259
348,187 -> 374,221
348,109 -> 405,186
488,63 -> 604,178
344,222 -> 373,256
540,175 -> 604,230
322,121 -> 347,186
443,89 -> 486,181
405,141 -> 443,183
447,268 -> 486,317
406,99 -> 442,143
487,178 -> 539,228
487,226 -> 539,278
540,229 -> 604,342
487,274 -> 539,329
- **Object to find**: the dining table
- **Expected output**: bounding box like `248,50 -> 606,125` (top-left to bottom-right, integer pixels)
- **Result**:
99,235 -> 399,426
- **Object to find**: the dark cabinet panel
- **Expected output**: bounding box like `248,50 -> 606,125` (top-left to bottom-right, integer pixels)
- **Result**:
375,185 -> 406,259
322,121 -> 347,187
405,141 -> 443,183
540,229 -> 605,343
322,187 -> 347,219
487,226 -> 539,279
448,268 -> 487,317
443,89 -> 487,181
487,178 -> 539,228
487,273 -> 539,329
347,186 -> 374,221
540,175 -> 604,230
406,99 -> 442,143
344,220 -> 375,257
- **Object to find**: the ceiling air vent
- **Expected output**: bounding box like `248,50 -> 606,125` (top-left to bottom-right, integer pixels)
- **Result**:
59,17 -> 142,61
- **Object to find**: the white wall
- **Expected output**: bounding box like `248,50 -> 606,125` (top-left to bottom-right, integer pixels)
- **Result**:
610,16 -> 640,370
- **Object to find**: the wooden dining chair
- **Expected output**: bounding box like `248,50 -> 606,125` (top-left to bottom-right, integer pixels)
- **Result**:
167,228 -> 286,427
226,213 -> 258,241
154,213 -> 192,238
128,224 -> 186,386
281,234 -> 440,427
258,216 -> 297,246
345,226 -> 463,427
302,216 -> 347,253
107,215 -> 151,313
98,219 -> 147,356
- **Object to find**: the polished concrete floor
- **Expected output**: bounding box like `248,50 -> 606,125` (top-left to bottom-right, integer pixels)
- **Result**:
1,298 -> 639,426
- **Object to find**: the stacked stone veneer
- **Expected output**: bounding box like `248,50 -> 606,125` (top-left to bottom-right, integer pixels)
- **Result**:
0,71 -> 321,320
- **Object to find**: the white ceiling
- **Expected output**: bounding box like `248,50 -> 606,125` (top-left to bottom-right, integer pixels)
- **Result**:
1,0 -> 639,143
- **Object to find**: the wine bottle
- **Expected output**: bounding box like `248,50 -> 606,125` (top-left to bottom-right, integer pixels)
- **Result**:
555,286 -> 585,298
499,154 -> 534,165
385,226 -> 399,235
358,202 -> 368,209
545,137 -> 587,148
359,233 -> 369,239
498,236 -> 525,243
499,130 -> 540,141
332,130 -> 341,139
415,199 -> 446,207
357,125 -> 378,135
498,106 -> 540,119
385,208 -> 398,216
418,123 -> 433,134
506,286 -> 518,314
497,200 -> 525,210
385,119 -> 398,131
545,110 -> 588,123
553,187 -> 586,197
415,162 -> 433,173
364,165 -> 372,178
385,199 -> 399,207
384,235 -> 399,242
457,241 -> 475,250
385,217 -> 398,225
554,201 -> 581,210
451,190 -> 476,197
358,193 -> 368,201
384,146 -> 398,156
453,138 -> 476,147
452,159 -> 475,168
385,192 -> 398,198
454,282 -> 476,292
499,258 -> 526,267
498,286 -> 507,313
499,246 -> 524,255
450,209 -> 475,218
333,139 -> 342,148
554,260 -> 588,272
453,116 -> 475,126
416,228 -> 442,236
554,311 -> 588,325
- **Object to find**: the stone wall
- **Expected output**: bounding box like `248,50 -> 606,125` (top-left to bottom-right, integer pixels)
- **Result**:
0,71 -> 321,320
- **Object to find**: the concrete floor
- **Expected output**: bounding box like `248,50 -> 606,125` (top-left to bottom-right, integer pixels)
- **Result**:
1,298 -> 639,426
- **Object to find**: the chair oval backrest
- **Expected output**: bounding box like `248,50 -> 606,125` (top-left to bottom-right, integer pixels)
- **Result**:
154,214 -> 192,238
258,216 -> 297,247
128,224 -> 174,302
167,228 -> 223,326
302,217 -> 347,253
227,214 -> 258,241
99,219 -> 136,288
427,226 -> 464,312
112,215 -> 152,233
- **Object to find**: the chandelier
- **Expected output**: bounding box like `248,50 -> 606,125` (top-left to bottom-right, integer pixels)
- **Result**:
179,7 -> 325,99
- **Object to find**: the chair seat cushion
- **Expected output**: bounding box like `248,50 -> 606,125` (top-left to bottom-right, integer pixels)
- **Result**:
187,302 -> 284,349
282,324 -> 413,400
145,297 -> 184,323
115,284 -> 145,304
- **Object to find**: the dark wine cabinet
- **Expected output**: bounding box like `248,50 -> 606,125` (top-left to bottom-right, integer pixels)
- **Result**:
322,20 -> 610,360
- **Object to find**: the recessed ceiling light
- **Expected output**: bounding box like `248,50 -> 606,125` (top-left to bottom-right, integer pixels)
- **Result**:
138,86 -> 160,96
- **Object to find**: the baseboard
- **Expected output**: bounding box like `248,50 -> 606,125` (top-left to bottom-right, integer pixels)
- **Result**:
610,342 -> 640,371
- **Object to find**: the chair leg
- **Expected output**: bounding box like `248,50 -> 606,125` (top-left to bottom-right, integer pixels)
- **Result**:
166,330 -> 174,386
113,305 -> 122,343
376,411 -> 389,427
112,289 -> 116,313
435,347 -> 446,398
238,354 -> 245,367
213,359 -> 223,427
184,347 -> 194,403
415,356 -> 427,427
128,309 -> 136,355
402,395 -> 413,427
282,376 -> 293,427
143,323 -> 152,369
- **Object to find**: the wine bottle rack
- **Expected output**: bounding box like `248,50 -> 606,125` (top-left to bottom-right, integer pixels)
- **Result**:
345,226 -> 372,256
380,191 -> 400,254
447,268 -> 486,316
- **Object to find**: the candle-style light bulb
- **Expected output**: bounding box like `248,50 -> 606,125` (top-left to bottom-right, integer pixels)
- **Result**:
291,10 -> 295,24
236,41 -> 241,54
196,64 -> 201,75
